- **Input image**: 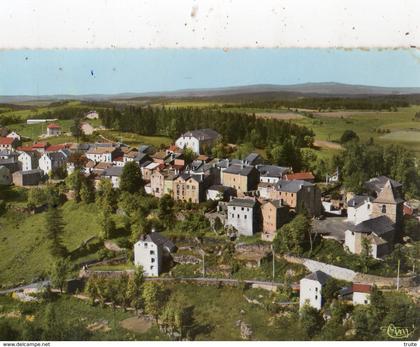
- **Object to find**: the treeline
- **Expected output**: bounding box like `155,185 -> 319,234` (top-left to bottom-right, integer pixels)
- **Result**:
222,97 -> 410,111
33,106 -> 92,120
100,106 -> 315,148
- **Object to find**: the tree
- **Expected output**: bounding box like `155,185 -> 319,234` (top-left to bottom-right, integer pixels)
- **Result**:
161,299 -> 195,340
45,207 -> 67,257
67,151 -> 88,168
120,161 -> 143,194
359,237 -> 373,273
65,169 -> 84,202
70,117 -> 83,139
80,178 -> 95,203
50,258 -> 71,293
27,187 -> 47,208
142,282 -> 167,323
299,304 -> 324,339
99,209 -> 116,240
85,275 -> 100,305
97,178 -> 118,212
269,139 -> 302,171
127,266 -> 145,314
322,278 -> 341,303
42,304 -> 62,340
183,147 -> 196,165
273,214 -> 311,255
158,194 -> 175,227
340,129 -> 359,144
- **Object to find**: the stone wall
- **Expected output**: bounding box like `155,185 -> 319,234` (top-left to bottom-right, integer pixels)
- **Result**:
284,254 -> 417,288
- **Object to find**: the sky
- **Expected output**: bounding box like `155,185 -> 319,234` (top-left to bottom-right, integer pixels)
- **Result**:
0,49 -> 419,96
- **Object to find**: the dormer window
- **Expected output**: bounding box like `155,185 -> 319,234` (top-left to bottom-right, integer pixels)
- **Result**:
381,205 -> 386,213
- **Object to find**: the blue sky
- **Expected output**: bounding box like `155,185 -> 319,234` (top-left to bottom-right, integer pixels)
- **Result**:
0,49 -> 419,95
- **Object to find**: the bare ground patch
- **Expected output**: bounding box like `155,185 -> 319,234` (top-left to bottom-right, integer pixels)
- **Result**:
255,112 -> 304,120
313,110 -> 393,118
313,140 -> 343,150
120,316 -> 153,334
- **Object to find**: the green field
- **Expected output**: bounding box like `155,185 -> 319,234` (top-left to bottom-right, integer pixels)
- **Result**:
98,130 -> 172,148
0,200 -> 102,287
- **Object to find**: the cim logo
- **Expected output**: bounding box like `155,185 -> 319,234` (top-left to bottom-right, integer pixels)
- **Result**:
381,324 -> 416,339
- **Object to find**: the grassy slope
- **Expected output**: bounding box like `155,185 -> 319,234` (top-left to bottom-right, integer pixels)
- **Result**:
98,130 -> 172,148
0,200 -> 102,286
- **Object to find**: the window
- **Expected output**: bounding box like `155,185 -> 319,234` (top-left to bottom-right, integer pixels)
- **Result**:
367,204 -> 370,209
237,214 -> 240,218
151,258 -> 155,263
364,300 -> 368,304
381,205 -> 386,213
144,243 -> 148,247
315,295 -> 318,300
315,287 -> 318,292
150,250 -> 155,255
241,207 -> 244,211
244,215 -> 247,219
231,213 -> 234,218
150,266 -> 154,270
233,207 -> 236,211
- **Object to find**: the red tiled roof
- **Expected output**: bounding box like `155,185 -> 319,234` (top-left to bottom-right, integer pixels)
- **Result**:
32,142 -> 48,148
46,144 -> 69,152
47,123 -> 61,129
0,137 -> 15,145
353,283 -> 372,293
17,146 -> 35,152
285,172 -> 315,181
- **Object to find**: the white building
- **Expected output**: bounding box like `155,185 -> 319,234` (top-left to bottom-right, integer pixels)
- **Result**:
6,131 -> 21,141
299,271 -> 330,310
347,195 -> 373,224
38,151 -> 68,175
344,215 -> 395,259
18,151 -> 39,171
175,128 -> 220,155
256,165 -> 291,184
46,123 -> 61,136
226,198 -> 259,236
352,283 -> 372,305
86,146 -> 116,163
86,110 -> 99,119
134,231 -> 176,277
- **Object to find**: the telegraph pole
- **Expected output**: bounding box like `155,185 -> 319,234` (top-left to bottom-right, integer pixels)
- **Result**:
396,259 -> 400,291
271,244 -> 275,284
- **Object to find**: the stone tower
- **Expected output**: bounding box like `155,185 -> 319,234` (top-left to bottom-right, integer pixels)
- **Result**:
371,179 -> 404,228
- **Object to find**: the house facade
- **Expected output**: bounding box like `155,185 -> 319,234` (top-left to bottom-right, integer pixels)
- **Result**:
226,198 -> 259,236
0,137 -> 18,151
299,271 -> 330,310
46,123 -> 61,136
221,164 -> 259,196
86,147 -> 117,163
261,200 -> 289,241
18,151 -> 39,172
133,232 -> 176,277
175,128 -> 221,155
352,283 -> 372,305
38,151 -> 68,175
12,169 -> 43,186
347,195 -> 373,225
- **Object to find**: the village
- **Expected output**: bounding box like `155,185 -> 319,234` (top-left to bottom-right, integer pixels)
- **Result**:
0,110 -> 418,327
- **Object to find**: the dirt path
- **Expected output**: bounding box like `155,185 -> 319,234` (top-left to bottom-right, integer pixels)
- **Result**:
313,140 -> 343,150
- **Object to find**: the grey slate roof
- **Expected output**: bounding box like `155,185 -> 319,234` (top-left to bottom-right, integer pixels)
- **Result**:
349,215 -> 395,236
244,153 -> 261,165
145,232 -> 176,252
138,145 -> 152,153
46,151 -> 67,162
181,128 -> 220,141
275,179 -> 313,193
364,176 -> 402,194
102,166 -> 124,177
16,169 -> 43,176
227,198 -> 257,208
348,195 -> 372,208
304,270 -> 330,285
256,165 -> 290,178
224,164 -> 255,176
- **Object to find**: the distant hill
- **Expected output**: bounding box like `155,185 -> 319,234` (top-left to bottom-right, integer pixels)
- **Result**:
1,82 -> 420,103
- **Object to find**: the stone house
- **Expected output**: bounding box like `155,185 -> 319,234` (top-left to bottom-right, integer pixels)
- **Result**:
101,166 -> 124,188
299,270 -> 331,310
269,179 -> 321,216
38,151 -> 68,175
86,146 -> 118,163
261,200 -> 289,241
346,195 -> 373,225
172,173 -> 209,203
12,169 -> 43,186
344,215 -> 395,259
226,198 -> 260,236
256,164 -> 291,184
221,164 -> 259,196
